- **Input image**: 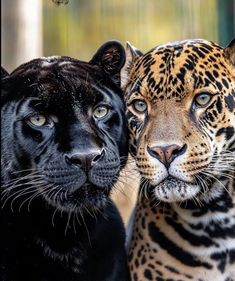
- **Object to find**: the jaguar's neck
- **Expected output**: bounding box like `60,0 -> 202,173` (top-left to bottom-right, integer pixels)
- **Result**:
129,178 -> 235,280
135,176 -> 235,245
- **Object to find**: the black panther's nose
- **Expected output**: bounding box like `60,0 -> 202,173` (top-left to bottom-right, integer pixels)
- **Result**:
65,149 -> 104,170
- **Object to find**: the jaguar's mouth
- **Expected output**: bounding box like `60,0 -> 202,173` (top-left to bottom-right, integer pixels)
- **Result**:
158,176 -> 191,188
153,176 -> 200,202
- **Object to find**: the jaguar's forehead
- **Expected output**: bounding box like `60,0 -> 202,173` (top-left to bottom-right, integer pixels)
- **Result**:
130,39 -> 229,101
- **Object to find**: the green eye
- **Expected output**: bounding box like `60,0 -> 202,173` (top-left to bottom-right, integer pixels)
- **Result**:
93,105 -> 109,119
194,93 -> 212,107
28,114 -> 52,127
132,99 -> 147,113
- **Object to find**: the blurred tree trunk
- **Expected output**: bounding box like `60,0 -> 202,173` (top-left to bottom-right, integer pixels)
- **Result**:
1,0 -> 42,72
217,0 -> 235,46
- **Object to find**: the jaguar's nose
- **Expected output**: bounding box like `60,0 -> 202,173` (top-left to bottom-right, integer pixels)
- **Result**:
65,149 -> 104,171
147,144 -> 187,168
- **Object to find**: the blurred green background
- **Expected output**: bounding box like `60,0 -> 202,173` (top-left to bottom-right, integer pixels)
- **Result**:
2,0 -> 235,72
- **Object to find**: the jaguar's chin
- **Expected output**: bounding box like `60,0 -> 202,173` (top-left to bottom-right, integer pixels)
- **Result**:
44,183 -> 110,212
152,176 -> 200,202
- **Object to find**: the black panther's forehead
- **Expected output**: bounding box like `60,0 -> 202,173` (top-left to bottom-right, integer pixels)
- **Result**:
10,55 -> 101,81
3,56 -> 119,107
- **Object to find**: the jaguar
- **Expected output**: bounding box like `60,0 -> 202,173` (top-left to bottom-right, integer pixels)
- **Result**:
1,41 -> 131,281
121,38 -> 235,281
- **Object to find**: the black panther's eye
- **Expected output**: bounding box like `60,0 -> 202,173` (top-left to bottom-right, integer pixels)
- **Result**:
132,99 -> 147,113
27,114 -> 54,128
93,105 -> 109,119
194,92 -> 212,107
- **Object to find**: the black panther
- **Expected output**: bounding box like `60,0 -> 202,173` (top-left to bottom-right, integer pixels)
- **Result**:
1,41 -> 130,281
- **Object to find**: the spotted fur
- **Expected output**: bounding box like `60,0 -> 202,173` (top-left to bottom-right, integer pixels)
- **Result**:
122,39 -> 235,281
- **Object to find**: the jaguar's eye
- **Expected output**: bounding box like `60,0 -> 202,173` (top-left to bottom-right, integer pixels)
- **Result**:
93,105 -> 109,119
132,99 -> 147,113
28,114 -> 52,127
194,93 -> 212,107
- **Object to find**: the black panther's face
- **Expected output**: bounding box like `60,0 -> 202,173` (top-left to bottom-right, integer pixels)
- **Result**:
1,42 -> 128,212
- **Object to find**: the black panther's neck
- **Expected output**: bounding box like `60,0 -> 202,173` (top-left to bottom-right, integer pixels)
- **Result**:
2,193 -> 100,251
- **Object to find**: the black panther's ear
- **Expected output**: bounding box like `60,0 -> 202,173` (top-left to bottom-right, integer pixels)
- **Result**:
224,38 -> 235,67
1,67 -> 10,105
1,66 -> 9,79
90,40 -> 126,85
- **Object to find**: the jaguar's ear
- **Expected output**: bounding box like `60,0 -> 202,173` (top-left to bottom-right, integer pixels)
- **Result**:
224,38 -> 235,67
90,40 -> 126,85
121,42 -> 143,89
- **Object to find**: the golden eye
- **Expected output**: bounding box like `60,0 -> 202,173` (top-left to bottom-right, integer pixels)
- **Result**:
132,99 -> 147,113
194,93 -> 212,107
93,105 -> 109,119
28,114 -> 50,127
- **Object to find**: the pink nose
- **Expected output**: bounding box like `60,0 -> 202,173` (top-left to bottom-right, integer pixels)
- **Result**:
147,144 -> 187,167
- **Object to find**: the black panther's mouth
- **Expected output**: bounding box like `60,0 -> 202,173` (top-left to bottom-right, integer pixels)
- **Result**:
43,180 -> 111,212
69,182 -> 110,199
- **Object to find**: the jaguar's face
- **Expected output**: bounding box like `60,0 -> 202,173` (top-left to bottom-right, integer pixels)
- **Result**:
1,41 -> 128,211
122,39 -> 235,203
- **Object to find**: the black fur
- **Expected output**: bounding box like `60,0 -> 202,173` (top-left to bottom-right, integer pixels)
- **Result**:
1,41 -> 130,281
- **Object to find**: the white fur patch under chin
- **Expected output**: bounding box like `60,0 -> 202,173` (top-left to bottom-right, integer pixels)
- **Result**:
153,178 -> 200,202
